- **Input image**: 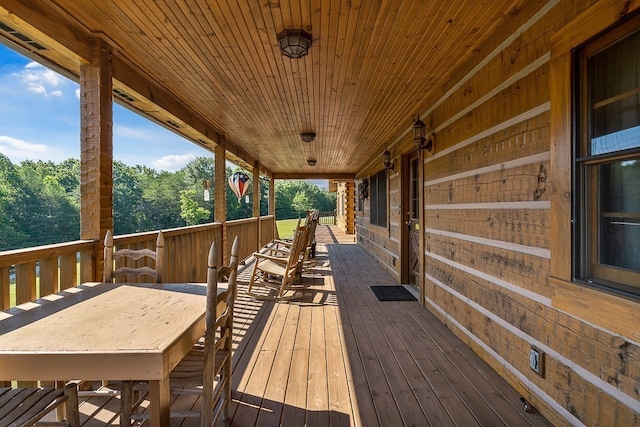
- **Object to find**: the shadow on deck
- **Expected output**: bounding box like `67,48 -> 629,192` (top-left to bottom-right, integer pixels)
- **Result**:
77,225 -> 550,426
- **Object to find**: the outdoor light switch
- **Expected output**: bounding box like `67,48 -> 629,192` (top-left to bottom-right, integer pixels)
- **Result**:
529,347 -> 544,377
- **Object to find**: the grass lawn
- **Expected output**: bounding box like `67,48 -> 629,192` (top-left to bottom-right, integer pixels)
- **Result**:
276,218 -> 301,240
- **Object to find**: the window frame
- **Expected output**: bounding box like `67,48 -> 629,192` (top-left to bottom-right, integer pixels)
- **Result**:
573,13 -> 640,298
369,169 -> 388,228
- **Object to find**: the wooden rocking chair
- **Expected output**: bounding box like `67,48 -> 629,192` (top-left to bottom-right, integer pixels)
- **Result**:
246,222 -> 310,300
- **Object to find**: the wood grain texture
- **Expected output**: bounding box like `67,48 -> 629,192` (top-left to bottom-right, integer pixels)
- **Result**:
0,0 -> 547,176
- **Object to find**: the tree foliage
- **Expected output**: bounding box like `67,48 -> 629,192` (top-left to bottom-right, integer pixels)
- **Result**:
275,180 -> 336,219
180,189 -> 210,225
0,155 -> 335,251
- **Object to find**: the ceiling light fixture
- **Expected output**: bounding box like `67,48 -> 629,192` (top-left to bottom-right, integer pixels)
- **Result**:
307,159 -> 317,166
277,29 -> 312,58
301,132 -> 316,143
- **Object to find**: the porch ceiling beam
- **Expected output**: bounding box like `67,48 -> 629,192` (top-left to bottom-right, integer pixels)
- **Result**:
0,0 -> 89,72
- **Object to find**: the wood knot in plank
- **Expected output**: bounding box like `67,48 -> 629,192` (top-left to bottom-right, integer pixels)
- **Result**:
533,164 -> 547,201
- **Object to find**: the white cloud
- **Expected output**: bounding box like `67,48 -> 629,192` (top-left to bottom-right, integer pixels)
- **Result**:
152,153 -> 196,172
19,62 -> 66,97
0,135 -> 48,160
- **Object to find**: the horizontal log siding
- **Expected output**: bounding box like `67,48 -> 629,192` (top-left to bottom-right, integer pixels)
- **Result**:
357,1 -> 640,425
355,217 -> 399,280
423,1 -> 640,425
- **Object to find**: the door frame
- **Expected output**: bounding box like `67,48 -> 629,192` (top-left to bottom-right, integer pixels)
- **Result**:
401,149 -> 424,304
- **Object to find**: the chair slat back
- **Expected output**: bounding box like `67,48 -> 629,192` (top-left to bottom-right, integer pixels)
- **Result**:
202,235 -> 239,427
103,230 -> 164,283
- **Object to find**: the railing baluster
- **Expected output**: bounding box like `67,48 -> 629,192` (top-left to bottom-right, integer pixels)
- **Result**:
39,258 -> 58,296
60,253 -> 77,290
16,262 -> 36,304
0,266 -> 9,310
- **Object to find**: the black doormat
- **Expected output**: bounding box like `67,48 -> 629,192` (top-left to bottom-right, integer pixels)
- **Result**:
370,285 -> 417,301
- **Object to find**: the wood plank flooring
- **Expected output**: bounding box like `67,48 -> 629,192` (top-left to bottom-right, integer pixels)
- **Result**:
74,225 -> 550,426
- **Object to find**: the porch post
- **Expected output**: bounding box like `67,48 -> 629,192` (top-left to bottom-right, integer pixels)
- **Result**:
252,162 -> 261,249
269,174 -> 275,239
80,39 -> 113,282
214,136 -> 227,264
268,175 -> 275,216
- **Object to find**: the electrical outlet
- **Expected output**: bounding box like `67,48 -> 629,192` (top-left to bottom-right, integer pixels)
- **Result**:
529,347 -> 544,377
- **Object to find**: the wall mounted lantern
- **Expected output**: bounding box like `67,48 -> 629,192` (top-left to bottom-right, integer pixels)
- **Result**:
413,117 -> 435,154
277,29 -> 312,58
383,149 -> 395,171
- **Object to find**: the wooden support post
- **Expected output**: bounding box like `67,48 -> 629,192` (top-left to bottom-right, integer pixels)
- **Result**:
215,137 -> 227,264
269,175 -> 276,238
268,175 -> 275,216
253,162 -> 261,249
80,39 -> 113,282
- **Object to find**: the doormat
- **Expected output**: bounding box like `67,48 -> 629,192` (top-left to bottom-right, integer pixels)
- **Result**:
370,285 -> 417,301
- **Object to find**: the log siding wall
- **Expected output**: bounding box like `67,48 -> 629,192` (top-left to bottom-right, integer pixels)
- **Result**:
355,0 -> 640,425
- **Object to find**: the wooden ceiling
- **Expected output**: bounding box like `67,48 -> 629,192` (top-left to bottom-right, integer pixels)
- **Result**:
0,0 -> 544,178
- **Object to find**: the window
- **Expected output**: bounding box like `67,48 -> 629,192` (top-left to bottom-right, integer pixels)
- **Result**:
575,15 -> 640,297
370,169 -> 387,227
357,182 -> 363,212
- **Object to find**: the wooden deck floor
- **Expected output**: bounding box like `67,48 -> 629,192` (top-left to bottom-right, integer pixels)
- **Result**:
77,225 -> 550,426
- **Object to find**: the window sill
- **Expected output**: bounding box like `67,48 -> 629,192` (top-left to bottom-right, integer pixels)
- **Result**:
551,277 -> 640,342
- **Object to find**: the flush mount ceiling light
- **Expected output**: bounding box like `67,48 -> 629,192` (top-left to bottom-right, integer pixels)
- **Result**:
301,132 -> 316,143
277,29 -> 312,58
307,159 -> 317,166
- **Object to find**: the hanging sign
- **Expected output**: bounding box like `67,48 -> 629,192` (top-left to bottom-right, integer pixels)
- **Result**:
228,171 -> 250,202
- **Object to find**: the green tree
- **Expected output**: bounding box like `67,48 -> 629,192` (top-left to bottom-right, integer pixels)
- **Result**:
182,157 -> 214,221
113,161 -> 145,234
17,160 -> 79,245
54,158 -> 80,206
0,154 -> 30,250
139,167 -> 187,231
274,180 -> 335,219
180,189 -> 211,225
292,191 -> 313,214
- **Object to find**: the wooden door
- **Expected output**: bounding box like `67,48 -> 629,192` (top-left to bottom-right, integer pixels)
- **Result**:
404,152 -> 421,287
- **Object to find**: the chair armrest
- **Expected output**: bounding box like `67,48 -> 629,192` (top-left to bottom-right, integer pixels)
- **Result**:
253,252 -> 291,263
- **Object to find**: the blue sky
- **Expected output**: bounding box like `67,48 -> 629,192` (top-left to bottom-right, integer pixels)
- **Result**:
0,43 -> 213,172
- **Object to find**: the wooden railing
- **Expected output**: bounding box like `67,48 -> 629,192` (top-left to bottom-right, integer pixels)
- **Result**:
0,215 -> 276,310
318,210 -> 336,225
0,240 -> 96,309
226,217 -> 258,263
260,215 -> 277,244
